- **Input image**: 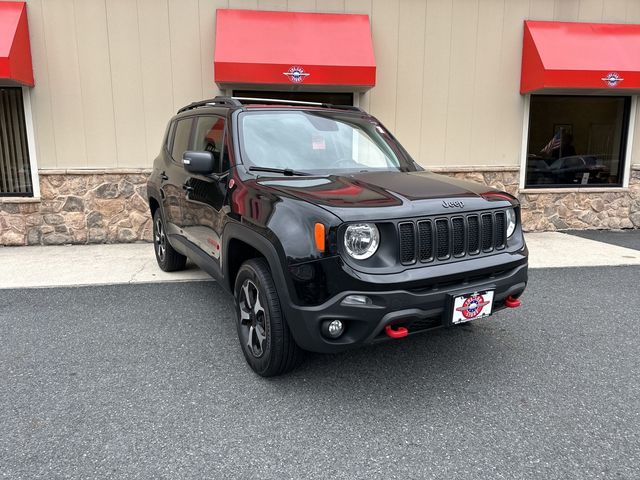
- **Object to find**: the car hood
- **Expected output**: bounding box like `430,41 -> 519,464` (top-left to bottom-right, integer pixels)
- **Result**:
257,170 -> 512,221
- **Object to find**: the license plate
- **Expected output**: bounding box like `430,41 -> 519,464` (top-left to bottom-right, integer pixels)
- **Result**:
451,290 -> 495,324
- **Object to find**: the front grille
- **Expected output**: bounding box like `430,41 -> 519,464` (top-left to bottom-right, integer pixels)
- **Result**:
399,222 -> 416,264
467,215 -> 480,253
452,217 -> 465,257
481,214 -> 493,251
417,221 -> 433,261
398,210 -> 508,265
435,219 -> 449,259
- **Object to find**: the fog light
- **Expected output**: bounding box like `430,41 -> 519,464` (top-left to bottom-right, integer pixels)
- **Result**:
322,319 -> 345,339
341,295 -> 372,306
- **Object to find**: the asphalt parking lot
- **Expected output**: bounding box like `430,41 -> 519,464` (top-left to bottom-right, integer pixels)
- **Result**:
1,266 -> 639,479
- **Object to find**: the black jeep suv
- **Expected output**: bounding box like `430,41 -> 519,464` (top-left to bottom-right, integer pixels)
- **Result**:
147,97 -> 528,376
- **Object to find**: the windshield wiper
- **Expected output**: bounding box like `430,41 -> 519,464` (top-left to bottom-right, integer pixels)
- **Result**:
248,166 -> 311,177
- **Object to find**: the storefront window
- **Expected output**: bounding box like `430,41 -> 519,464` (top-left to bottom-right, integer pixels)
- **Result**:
525,95 -> 630,188
0,87 -> 33,196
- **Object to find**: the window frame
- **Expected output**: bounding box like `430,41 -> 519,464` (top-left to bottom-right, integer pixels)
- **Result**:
519,93 -> 637,191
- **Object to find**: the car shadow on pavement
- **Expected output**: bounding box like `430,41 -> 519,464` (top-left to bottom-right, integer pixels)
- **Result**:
198,281 -> 524,402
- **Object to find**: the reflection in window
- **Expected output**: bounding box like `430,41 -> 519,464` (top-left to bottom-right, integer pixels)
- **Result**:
239,111 -> 403,173
171,118 -> 192,162
193,116 -> 228,172
525,95 -> 630,188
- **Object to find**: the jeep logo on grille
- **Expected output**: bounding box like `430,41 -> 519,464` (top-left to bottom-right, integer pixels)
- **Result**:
442,200 -> 464,209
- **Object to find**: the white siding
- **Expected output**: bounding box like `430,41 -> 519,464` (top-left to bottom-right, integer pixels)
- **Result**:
22,0 -> 640,169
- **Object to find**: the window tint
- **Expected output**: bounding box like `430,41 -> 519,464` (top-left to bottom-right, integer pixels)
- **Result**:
193,116 -> 229,172
525,95 -> 630,188
171,118 -> 193,162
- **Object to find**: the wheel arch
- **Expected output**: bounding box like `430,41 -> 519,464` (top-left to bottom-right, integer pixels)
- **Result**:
223,223 -> 293,305
148,196 -> 160,217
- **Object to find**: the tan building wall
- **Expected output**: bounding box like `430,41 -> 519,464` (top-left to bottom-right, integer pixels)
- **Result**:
2,0 -> 640,247
23,0 -> 640,172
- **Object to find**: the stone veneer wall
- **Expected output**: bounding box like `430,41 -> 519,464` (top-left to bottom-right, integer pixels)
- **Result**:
443,167 -> 640,231
0,170 -> 152,246
0,167 -> 639,246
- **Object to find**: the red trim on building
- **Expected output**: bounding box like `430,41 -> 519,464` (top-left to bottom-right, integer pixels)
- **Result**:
214,9 -> 376,90
0,1 -> 34,87
521,20 -> 640,93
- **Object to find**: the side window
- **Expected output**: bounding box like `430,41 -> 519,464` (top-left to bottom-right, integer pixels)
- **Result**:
165,121 -> 175,153
171,118 -> 193,162
193,116 -> 229,172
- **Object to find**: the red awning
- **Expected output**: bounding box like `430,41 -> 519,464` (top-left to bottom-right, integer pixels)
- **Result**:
214,9 -> 375,90
521,20 -> 640,93
0,1 -> 33,87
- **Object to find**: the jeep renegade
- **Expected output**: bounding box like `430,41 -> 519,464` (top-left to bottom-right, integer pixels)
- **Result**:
147,97 -> 528,376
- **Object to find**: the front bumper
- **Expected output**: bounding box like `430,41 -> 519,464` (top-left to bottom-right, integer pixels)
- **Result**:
282,261 -> 528,353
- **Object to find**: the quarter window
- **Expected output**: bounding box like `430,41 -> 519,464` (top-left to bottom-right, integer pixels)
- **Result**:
525,95 -> 630,188
0,87 -> 32,196
171,118 -> 193,163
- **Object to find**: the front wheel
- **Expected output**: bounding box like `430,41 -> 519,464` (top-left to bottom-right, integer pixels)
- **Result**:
234,258 -> 303,376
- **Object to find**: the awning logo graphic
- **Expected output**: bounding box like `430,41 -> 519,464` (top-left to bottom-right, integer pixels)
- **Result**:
602,72 -> 624,87
283,66 -> 310,83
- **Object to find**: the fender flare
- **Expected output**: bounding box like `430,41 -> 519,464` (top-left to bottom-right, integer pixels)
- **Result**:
146,184 -> 163,216
222,222 -> 294,305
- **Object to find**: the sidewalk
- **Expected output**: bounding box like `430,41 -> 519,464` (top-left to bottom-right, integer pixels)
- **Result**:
0,232 -> 638,289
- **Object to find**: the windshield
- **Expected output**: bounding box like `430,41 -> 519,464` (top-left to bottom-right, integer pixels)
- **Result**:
238,110 -> 416,174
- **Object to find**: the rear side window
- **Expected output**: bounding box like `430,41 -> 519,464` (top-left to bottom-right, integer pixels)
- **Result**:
193,116 -> 229,172
165,121 -> 175,152
171,118 -> 193,162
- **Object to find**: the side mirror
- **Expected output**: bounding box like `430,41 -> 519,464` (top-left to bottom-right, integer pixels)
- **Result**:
182,150 -> 219,175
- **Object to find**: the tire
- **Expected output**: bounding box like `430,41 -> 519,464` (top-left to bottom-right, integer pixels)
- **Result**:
234,258 -> 303,377
152,209 -> 187,272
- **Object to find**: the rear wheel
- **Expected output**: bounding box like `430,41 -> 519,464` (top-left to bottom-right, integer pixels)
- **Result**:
234,258 -> 303,376
152,209 -> 186,272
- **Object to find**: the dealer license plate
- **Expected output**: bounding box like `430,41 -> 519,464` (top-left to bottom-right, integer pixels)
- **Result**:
451,290 -> 495,324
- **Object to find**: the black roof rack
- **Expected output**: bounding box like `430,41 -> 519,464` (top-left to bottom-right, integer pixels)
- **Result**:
234,97 -> 363,112
177,96 -> 242,114
177,96 -> 363,114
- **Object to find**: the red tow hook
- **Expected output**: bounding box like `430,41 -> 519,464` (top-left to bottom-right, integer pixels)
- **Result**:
505,295 -> 521,308
385,324 -> 409,339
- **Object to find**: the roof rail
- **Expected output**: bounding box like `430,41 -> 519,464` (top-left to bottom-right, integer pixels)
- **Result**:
233,97 -> 363,112
177,95 -> 364,114
177,96 -> 242,114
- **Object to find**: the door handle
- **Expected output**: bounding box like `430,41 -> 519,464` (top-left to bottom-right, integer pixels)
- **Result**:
160,171 -> 169,181
182,184 -> 194,193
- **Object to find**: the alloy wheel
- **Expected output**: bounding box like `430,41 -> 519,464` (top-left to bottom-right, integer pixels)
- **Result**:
238,279 -> 267,358
154,217 -> 166,261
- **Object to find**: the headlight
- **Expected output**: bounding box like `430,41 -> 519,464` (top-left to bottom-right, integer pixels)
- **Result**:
344,223 -> 380,260
506,208 -> 517,238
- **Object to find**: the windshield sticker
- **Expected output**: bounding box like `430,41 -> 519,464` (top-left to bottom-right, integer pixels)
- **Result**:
312,135 -> 326,150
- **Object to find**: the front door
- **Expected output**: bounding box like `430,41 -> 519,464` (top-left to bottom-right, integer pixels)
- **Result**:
181,115 -> 229,266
